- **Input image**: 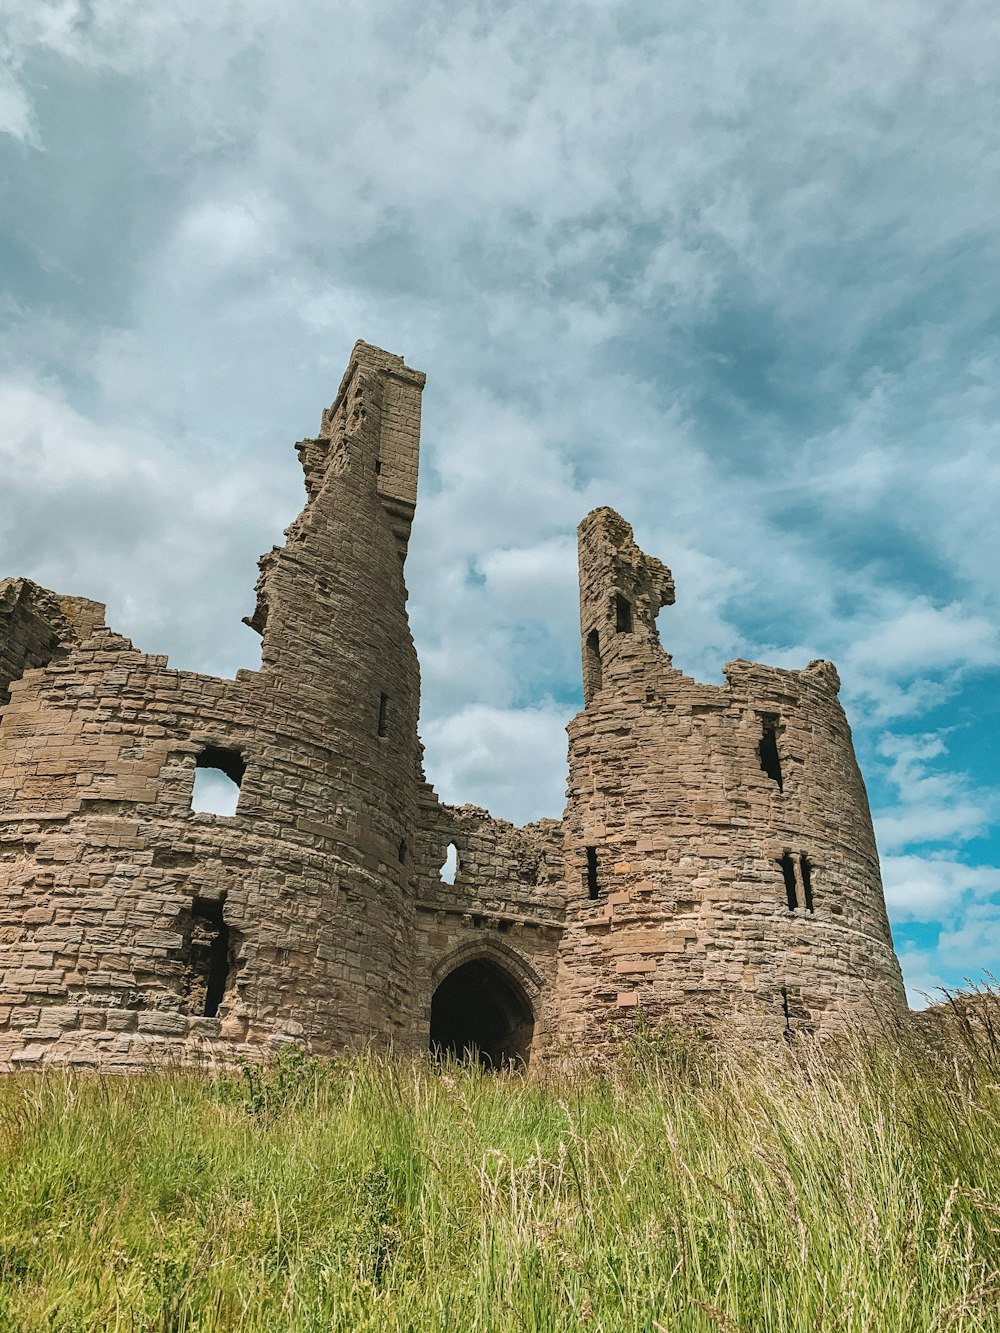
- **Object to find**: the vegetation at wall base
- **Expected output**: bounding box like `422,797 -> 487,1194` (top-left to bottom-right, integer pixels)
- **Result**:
0,1000 -> 998,1332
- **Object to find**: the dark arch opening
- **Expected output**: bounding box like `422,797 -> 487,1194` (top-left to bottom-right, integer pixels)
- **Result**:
429,959 -> 534,1069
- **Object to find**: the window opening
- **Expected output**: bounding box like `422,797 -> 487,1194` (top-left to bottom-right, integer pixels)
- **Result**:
440,843 -> 459,885
430,959 -> 534,1069
800,855 -> 814,912
585,629 -> 602,698
779,852 -> 798,910
375,458 -> 382,475
615,593 -> 633,633
781,986 -> 792,1042
184,897 -> 232,1018
191,746 -> 245,816
398,839 -> 407,864
758,716 -> 783,790
377,693 -> 389,737
586,846 -> 599,899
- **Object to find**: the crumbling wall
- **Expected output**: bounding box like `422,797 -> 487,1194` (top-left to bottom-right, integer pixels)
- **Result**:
0,346 -> 908,1071
0,342 -> 430,1069
0,579 -> 104,707
557,508 -> 906,1048
0,636 -> 260,1065
410,794 -> 564,1059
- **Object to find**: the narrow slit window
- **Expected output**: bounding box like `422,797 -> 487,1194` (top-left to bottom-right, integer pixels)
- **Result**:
440,843 -> 459,884
191,746 -> 245,816
398,838 -> 407,864
779,852 -> 798,910
586,846 -> 599,899
585,629 -> 602,698
615,594 -> 633,633
186,897 -> 232,1018
375,458 -> 382,475
377,693 -> 389,738
758,716 -> 783,790
781,986 -> 792,1042
800,855 -> 814,912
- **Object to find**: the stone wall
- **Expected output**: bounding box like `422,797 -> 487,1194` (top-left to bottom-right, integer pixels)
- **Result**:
0,342 -> 432,1068
557,508 -> 906,1048
411,797 -> 565,1055
0,579 -> 104,707
0,343 -> 907,1071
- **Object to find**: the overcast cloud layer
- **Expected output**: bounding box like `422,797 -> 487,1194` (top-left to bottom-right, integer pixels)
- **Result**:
1,0 -> 998,1005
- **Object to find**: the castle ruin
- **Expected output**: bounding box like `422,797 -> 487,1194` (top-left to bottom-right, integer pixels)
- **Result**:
0,342 -> 907,1069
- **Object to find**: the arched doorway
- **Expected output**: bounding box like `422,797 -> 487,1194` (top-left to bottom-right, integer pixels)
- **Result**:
429,958 -> 535,1068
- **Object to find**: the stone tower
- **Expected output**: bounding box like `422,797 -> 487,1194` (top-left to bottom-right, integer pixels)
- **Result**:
0,343 -> 429,1066
0,343 -> 906,1070
557,509 -> 903,1045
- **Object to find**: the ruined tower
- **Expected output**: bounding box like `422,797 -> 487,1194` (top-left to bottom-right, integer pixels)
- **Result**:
0,343 -> 429,1066
557,509 -> 903,1044
0,343 -> 906,1070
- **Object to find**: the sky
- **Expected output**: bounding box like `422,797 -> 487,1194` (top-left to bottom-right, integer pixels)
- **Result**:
1,0 -> 998,1007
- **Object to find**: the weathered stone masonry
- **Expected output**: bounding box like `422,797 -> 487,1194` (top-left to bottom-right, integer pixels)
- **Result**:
0,342 -> 906,1069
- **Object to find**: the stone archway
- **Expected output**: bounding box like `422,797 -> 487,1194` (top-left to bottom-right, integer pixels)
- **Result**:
429,957 -> 535,1068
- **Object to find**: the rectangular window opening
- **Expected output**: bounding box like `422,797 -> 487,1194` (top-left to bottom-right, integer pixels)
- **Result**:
779,852 -> 798,910
184,896 -> 232,1019
758,716 -> 783,790
377,693 -> 389,737
800,855 -> 814,912
586,846 -> 599,899
191,745 -> 245,816
615,593 -> 633,634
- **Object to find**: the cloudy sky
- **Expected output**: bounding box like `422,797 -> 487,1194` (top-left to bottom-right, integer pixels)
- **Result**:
2,0 -> 998,1005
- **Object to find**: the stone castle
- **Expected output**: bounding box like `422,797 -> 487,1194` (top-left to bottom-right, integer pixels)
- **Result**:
0,342 -> 906,1069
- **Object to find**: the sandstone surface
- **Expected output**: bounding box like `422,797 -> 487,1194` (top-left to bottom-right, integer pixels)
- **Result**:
0,343 -> 906,1069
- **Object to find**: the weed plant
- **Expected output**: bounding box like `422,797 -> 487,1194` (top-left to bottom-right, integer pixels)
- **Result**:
0,1005 -> 997,1331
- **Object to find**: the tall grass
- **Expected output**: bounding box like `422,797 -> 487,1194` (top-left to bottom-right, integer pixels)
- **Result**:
0,1013 -> 997,1332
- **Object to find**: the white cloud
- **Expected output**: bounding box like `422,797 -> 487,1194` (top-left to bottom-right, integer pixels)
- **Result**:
937,905 -> 1000,976
479,538 -> 578,622
191,766 -> 240,816
896,948 -> 952,1010
882,855 -> 1000,923
835,597 -> 1000,725
877,804 -> 991,854
172,194 -> 286,272
873,731 -> 996,853
0,57 -> 36,143
847,602 -> 1000,679
421,702 -> 571,826
0,371 -> 286,676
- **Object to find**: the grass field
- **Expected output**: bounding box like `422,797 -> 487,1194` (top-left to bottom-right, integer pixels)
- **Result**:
0,1005 -> 997,1332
